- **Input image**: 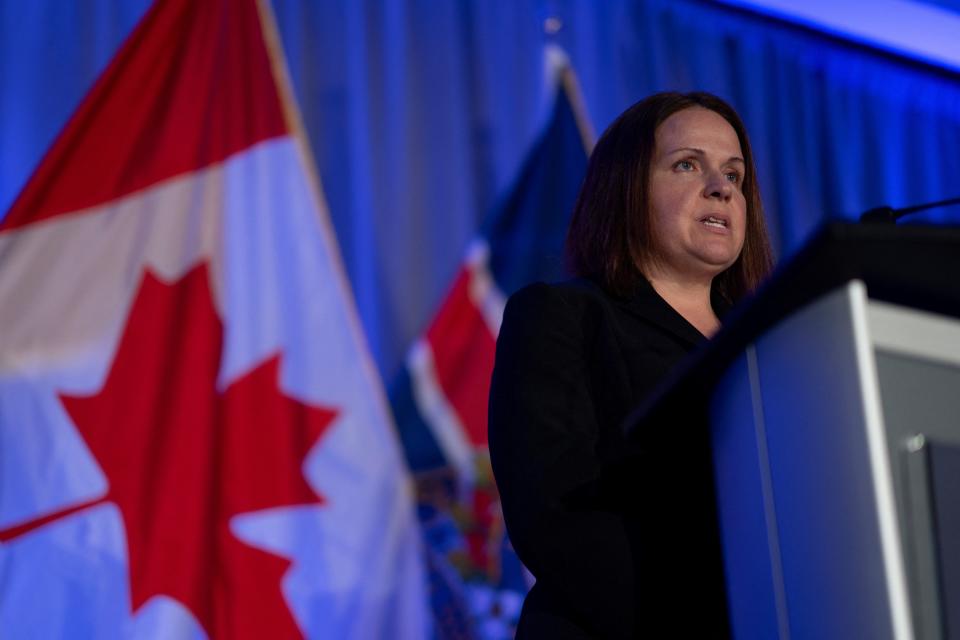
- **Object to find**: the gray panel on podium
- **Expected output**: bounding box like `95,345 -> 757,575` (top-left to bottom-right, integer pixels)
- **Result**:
711,282 -> 912,640
926,441 -> 960,639
870,302 -> 960,639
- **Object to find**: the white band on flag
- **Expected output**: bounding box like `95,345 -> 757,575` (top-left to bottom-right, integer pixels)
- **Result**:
407,339 -> 474,483
464,239 -> 506,338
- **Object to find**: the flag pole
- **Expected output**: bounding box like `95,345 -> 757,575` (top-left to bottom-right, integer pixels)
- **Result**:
252,0 -> 404,435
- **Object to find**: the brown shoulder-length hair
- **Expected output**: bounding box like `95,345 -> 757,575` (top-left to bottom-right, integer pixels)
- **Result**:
565,91 -> 773,305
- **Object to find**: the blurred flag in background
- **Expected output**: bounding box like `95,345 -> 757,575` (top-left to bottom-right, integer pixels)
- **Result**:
390,46 -> 593,640
0,0 -> 427,637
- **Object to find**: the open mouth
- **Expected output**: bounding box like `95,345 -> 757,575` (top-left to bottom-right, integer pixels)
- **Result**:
701,215 -> 728,229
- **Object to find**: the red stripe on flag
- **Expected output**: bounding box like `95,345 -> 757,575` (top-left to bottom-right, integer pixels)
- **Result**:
0,0 -> 287,233
0,497 -> 107,543
425,268 -> 497,448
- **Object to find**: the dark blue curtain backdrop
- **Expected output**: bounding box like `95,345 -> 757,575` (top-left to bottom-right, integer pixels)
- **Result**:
3,0 -> 960,381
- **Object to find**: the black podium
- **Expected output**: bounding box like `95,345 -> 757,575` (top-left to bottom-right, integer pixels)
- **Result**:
628,222 -> 960,639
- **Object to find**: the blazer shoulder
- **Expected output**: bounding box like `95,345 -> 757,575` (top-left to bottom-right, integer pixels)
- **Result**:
498,281 -> 627,368
506,278 -> 611,316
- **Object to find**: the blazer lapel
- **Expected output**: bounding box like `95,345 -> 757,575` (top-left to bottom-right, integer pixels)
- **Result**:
617,277 -> 707,348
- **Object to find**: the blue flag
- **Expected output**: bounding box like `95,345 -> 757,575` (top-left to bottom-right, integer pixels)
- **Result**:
390,45 -> 593,639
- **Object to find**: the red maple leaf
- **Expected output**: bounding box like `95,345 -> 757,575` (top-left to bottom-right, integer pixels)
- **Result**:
1,262 -> 335,639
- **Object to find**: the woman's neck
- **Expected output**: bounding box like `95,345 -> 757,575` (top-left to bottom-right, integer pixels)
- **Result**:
644,272 -> 719,338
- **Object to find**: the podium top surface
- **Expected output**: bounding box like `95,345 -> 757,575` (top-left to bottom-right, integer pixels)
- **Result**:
625,220 -> 960,436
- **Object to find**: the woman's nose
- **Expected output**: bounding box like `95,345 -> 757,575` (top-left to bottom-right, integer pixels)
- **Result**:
704,170 -> 733,201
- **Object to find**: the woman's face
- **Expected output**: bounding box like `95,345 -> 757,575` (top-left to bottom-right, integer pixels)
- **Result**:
646,107 -> 747,283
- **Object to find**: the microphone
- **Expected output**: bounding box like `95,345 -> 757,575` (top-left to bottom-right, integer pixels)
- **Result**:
859,195 -> 960,223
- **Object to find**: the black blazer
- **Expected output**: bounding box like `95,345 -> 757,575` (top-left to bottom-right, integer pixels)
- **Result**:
488,277 -> 731,639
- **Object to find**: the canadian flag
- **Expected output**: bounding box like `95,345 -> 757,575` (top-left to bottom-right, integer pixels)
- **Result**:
0,0 -> 428,638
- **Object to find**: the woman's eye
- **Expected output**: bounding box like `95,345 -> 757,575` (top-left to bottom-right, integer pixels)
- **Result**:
675,160 -> 695,171
725,171 -> 741,184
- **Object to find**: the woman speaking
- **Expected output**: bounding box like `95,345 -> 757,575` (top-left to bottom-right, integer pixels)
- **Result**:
488,92 -> 774,638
